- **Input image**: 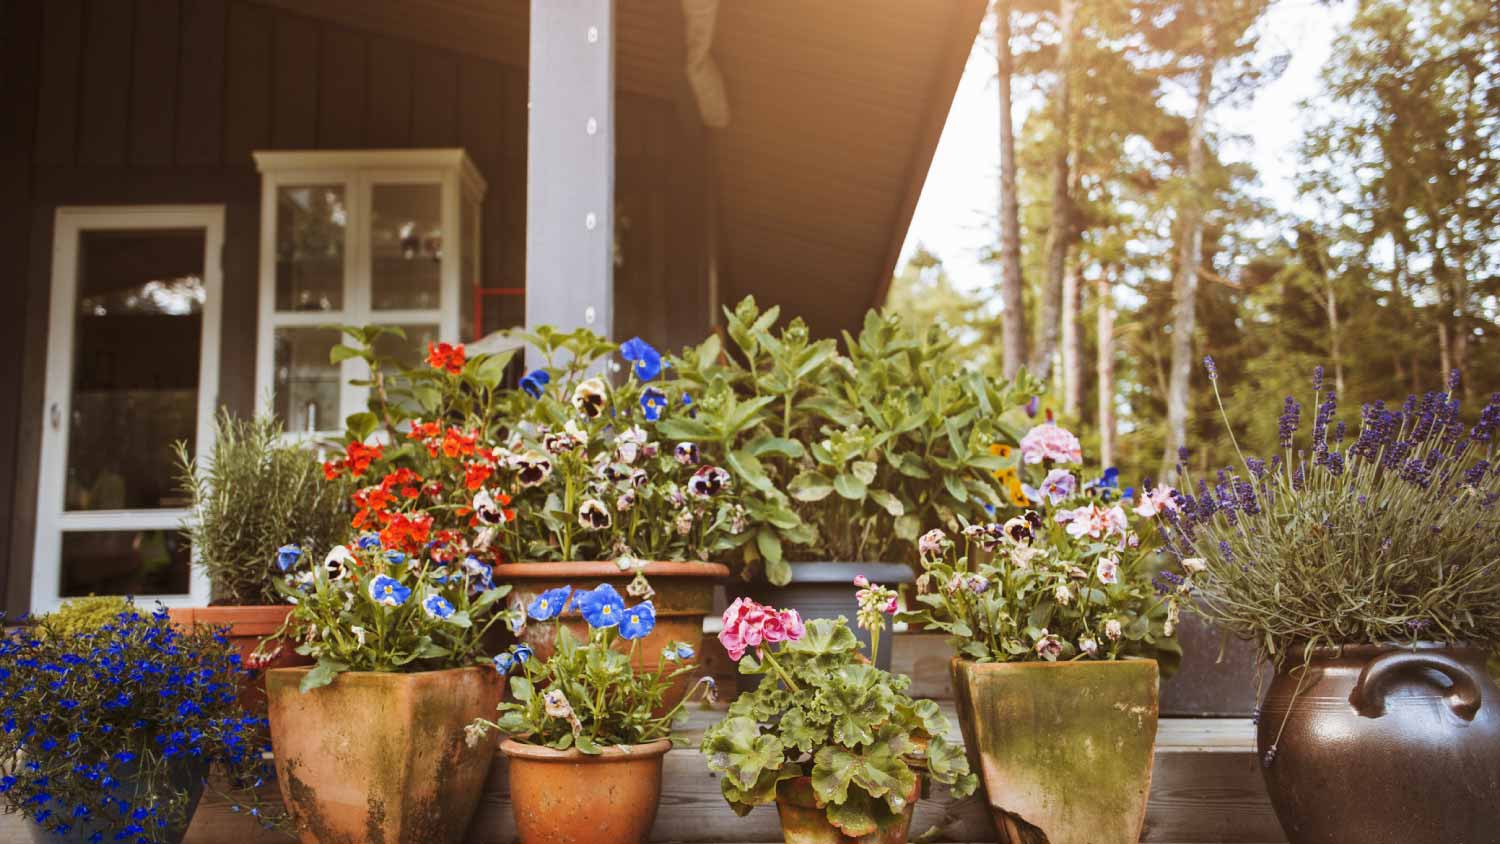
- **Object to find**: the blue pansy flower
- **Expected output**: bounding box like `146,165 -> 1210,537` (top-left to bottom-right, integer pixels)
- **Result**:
527,586 -> 572,621
675,642 -> 695,660
640,387 -> 668,422
493,652 -> 516,675
513,644 -> 534,664
276,545 -> 303,572
384,550 -> 407,566
421,594 -> 456,620
356,533 -> 381,551
618,601 -> 656,640
462,556 -> 494,589
619,337 -> 663,381
520,369 -> 551,399
368,575 -> 411,607
576,583 -> 625,629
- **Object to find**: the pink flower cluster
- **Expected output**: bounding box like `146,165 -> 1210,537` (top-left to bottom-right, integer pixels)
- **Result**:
1019,422 -> 1083,465
718,598 -> 805,662
1054,502 -> 1128,541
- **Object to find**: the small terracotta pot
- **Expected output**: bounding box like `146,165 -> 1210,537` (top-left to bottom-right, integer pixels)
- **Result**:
267,666 -> 502,844
775,774 -> 923,844
500,561 -> 727,706
501,737 -> 671,844
950,658 -> 1159,844
166,604 -> 310,712
1258,643 -> 1500,843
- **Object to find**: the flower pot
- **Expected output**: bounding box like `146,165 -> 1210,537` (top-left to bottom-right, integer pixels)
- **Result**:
266,666 -> 502,844
25,757 -> 206,844
166,605 -> 311,712
501,737 -> 671,844
500,560 -> 727,706
744,562 -> 913,673
1258,643 -> 1500,843
774,774 -> 922,844
949,657 -> 1158,844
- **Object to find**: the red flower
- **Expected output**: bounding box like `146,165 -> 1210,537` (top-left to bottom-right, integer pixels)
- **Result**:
441,427 -> 478,459
426,342 -> 466,375
322,459 -> 345,480
344,442 -> 384,477
464,461 -> 494,491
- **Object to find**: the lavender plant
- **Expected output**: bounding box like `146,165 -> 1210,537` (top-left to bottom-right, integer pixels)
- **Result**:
1156,361 -> 1500,665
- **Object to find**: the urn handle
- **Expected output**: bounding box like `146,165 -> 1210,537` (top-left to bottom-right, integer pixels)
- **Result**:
1350,652 -> 1482,721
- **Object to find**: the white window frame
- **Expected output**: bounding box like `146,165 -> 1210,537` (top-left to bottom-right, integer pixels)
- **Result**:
252,149 -> 487,438
31,205 -> 225,613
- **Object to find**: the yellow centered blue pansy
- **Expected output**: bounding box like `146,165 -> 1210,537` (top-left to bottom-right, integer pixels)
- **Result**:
368,574 -> 411,607
618,601 -> 657,641
575,583 -> 626,629
527,586 -> 572,621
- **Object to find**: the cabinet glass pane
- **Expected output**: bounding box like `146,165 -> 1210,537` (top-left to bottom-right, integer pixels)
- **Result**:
275,185 -> 346,311
371,183 -> 442,310
61,529 -> 191,597
274,327 -> 342,432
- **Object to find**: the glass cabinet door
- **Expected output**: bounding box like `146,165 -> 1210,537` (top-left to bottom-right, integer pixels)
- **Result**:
274,185 -> 347,312
370,182 -> 443,311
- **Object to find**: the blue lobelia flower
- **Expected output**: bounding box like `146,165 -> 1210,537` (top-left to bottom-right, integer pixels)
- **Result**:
527,586 -> 572,621
493,652 -> 516,675
275,545 -> 303,572
619,601 -> 656,641
356,533 -> 381,551
576,583 -> 626,629
368,575 -> 411,607
520,369 -> 551,399
513,644 -> 534,664
384,550 -> 407,566
422,594 -> 456,620
619,337 -> 663,382
640,387 -> 668,422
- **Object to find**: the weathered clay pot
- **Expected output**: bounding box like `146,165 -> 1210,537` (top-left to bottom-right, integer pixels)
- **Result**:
500,561 -> 727,706
167,604 -> 310,712
1258,643 -> 1500,843
775,774 -> 923,844
266,666 -> 502,844
950,658 -> 1158,844
501,737 -> 671,844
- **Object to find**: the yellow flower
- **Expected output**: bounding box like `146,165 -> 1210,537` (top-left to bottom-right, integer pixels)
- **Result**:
1005,475 -> 1031,508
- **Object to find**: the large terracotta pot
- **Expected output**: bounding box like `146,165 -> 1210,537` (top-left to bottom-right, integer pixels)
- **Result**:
266,666 -> 502,844
167,605 -> 310,712
500,561 -> 727,706
774,774 -> 923,844
950,658 -> 1158,844
501,737 -> 671,844
1258,643 -> 1500,843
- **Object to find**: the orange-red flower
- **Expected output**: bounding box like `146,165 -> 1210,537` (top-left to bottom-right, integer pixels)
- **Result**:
441,427 -> 478,459
464,461 -> 494,491
344,441 -> 384,477
426,341 -> 466,375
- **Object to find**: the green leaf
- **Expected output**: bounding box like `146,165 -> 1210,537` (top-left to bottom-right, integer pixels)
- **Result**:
756,528 -> 783,569
850,460 -> 878,485
328,344 -> 364,365
299,658 -> 349,693
833,473 -> 867,500
747,436 -> 805,460
344,411 -> 378,442
727,449 -> 775,495
473,350 -> 516,389
893,514 -> 921,541
942,473 -> 968,503
788,471 -> 835,502
867,489 -> 905,517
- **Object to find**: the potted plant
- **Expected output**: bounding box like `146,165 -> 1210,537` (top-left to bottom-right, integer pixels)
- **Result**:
665,297 -> 1039,666
470,582 -> 717,844
171,409 -> 349,707
1149,362 -> 1500,843
0,600 -> 282,844
262,516 -> 522,843
702,597 -> 975,844
894,421 -> 1190,844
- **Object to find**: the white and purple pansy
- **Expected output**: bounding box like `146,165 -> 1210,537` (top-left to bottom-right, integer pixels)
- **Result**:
687,465 -> 731,497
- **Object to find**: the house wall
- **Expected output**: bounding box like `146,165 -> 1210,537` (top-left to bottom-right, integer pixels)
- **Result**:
0,0 -> 712,615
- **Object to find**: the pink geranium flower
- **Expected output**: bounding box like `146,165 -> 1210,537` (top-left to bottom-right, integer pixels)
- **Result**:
1019,422 -> 1083,465
718,598 -> 803,662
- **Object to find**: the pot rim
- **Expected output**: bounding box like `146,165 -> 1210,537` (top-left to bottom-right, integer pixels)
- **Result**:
499,737 -> 673,761
166,604 -> 295,635
496,560 -> 730,578
1281,640 -> 1487,660
951,655 -> 1158,670
764,561 -> 915,585
266,664 -> 495,682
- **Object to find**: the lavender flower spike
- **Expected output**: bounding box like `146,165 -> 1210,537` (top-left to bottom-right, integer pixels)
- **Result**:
1204,356 -> 1218,381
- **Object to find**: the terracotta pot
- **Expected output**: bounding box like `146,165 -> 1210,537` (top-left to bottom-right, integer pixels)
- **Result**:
950,658 -> 1158,844
166,604 -> 310,713
775,774 -> 923,844
500,561 -> 727,706
266,666 -> 502,844
501,737 -> 671,844
1258,643 -> 1500,843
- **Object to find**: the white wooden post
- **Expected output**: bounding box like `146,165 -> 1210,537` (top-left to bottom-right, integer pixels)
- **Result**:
525,0 -> 615,366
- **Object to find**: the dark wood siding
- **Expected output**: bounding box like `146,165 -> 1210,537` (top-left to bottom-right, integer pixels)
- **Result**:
0,0 -> 708,613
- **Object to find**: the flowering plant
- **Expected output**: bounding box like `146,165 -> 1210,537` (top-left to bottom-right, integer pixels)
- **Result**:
469,583 -> 715,753
1155,362 -> 1500,665
895,422 -> 1189,667
0,604 -> 280,843
265,537 -> 520,691
702,607 -> 975,837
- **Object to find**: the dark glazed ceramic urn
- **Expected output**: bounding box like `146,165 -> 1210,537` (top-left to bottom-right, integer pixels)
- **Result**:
1257,643 -> 1500,844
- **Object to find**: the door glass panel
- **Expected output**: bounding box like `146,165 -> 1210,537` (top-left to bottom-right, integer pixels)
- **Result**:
370,183 -> 442,310
60,529 -> 191,597
274,327 -> 343,433
276,185 -> 346,311
66,229 -> 204,512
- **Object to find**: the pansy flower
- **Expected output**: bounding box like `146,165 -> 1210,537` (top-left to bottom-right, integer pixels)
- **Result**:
276,544 -> 303,572
473,488 -> 514,526
619,337 -> 663,382
572,377 -> 608,419
421,594 -> 456,620
355,533 -> 381,551
527,586 -> 572,621
323,546 -> 356,581
462,556 -> 495,589
619,601 -> 657,640
493,652 -> 516,675
1096,555 -> 1120,585
688,465 -> 731,497
384,550 -> 407,566
368,575 -> 411,607
514,451 -> 553,487
513,644 -> 534,664
674,442 -> 700,466
519,369 -> 551,399
578,498 -> 612,531
640,387 -> 668,421
576,583 -> 626,629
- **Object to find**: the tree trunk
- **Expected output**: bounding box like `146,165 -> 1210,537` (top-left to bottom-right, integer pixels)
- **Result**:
995,0 -> 1028,379
1095,273 -> 1116,469
1030,0 -> 1077,382
1161,11 -> 1214,480
1061,258 -> 1083,417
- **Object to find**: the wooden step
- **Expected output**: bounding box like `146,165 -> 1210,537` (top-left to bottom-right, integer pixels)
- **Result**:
0,706 -> 1283,844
